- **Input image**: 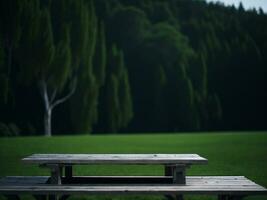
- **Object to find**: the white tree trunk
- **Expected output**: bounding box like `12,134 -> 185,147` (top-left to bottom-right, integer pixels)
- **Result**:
44,108 -> 52,137
41,80 -> 52,137
40,79 -> 76,137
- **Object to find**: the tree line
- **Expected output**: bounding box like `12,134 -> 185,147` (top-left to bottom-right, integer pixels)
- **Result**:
0,0 -> 266,136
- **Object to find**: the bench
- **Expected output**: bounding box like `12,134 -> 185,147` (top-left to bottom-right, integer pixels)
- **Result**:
0,176 -> 267,200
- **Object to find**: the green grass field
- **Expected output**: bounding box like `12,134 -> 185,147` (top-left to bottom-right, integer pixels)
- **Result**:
0,132 -> 267,200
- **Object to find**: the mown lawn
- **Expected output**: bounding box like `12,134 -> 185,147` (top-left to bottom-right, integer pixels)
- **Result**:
0,132 -> 266,200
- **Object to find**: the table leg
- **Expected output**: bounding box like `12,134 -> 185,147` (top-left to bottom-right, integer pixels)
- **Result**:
164,166 -> 174,200
164,165 -> 186,200
60,166 -> 73,200
164,165 -> 184,200
165,164 -> 187,184
49,165 -> 62,200
49,165 -> 62,184
172,165 -> 185,185
173,165 -> 186,200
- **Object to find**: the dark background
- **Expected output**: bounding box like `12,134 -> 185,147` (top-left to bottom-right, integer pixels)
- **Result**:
0,0 -> 266,136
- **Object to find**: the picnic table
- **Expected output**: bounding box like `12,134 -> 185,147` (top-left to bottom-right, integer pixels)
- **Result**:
1,153 -> 266,200
22,154 -> 208,185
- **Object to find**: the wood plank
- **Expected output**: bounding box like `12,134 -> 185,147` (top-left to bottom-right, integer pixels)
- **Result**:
0,184 -> 266,195
22,154 -> 208,165
0,176 -> 258,186
0,177 -> 49,185
62,176 -> 261,186
0,176 -> 266,196
0,176 -> 260,186
61,176 -> 173,184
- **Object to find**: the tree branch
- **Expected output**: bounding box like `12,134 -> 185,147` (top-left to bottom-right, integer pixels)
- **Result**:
51,79 -> 77,110
50,88 -> 57,104
40,79 -> 50,111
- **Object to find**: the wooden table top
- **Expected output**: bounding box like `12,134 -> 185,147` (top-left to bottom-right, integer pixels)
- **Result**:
22,154 -> 208,165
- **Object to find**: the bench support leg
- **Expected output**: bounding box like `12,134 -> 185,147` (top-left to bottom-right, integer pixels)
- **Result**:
218,195 -> 244,200
173,165 -> 185,200
164,165 -> 184,200
50,165 -> 62,185
49,165 -> 63,200
173,165 -> 186,185
59,165 -> 73,200
165,166 -> 175,200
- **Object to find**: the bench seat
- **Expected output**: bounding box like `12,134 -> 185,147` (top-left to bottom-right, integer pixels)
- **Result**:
0,176 -> 49,186
0,176 -> 266,197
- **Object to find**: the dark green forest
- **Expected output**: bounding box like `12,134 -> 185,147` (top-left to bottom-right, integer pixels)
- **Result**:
0,0 -> 266,136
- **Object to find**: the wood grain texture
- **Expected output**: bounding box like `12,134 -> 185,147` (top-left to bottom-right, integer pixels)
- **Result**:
0,176 -> 49,185
22,154 -> 208,165
0,176 -> 266,196
62,176 -> 173,184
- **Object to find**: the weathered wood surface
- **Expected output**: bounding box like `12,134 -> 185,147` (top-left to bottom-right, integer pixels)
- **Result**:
0,176 -> 49,185
22,154 -> 208,165
63,176 -> 173,184
0,176 -> 266,195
